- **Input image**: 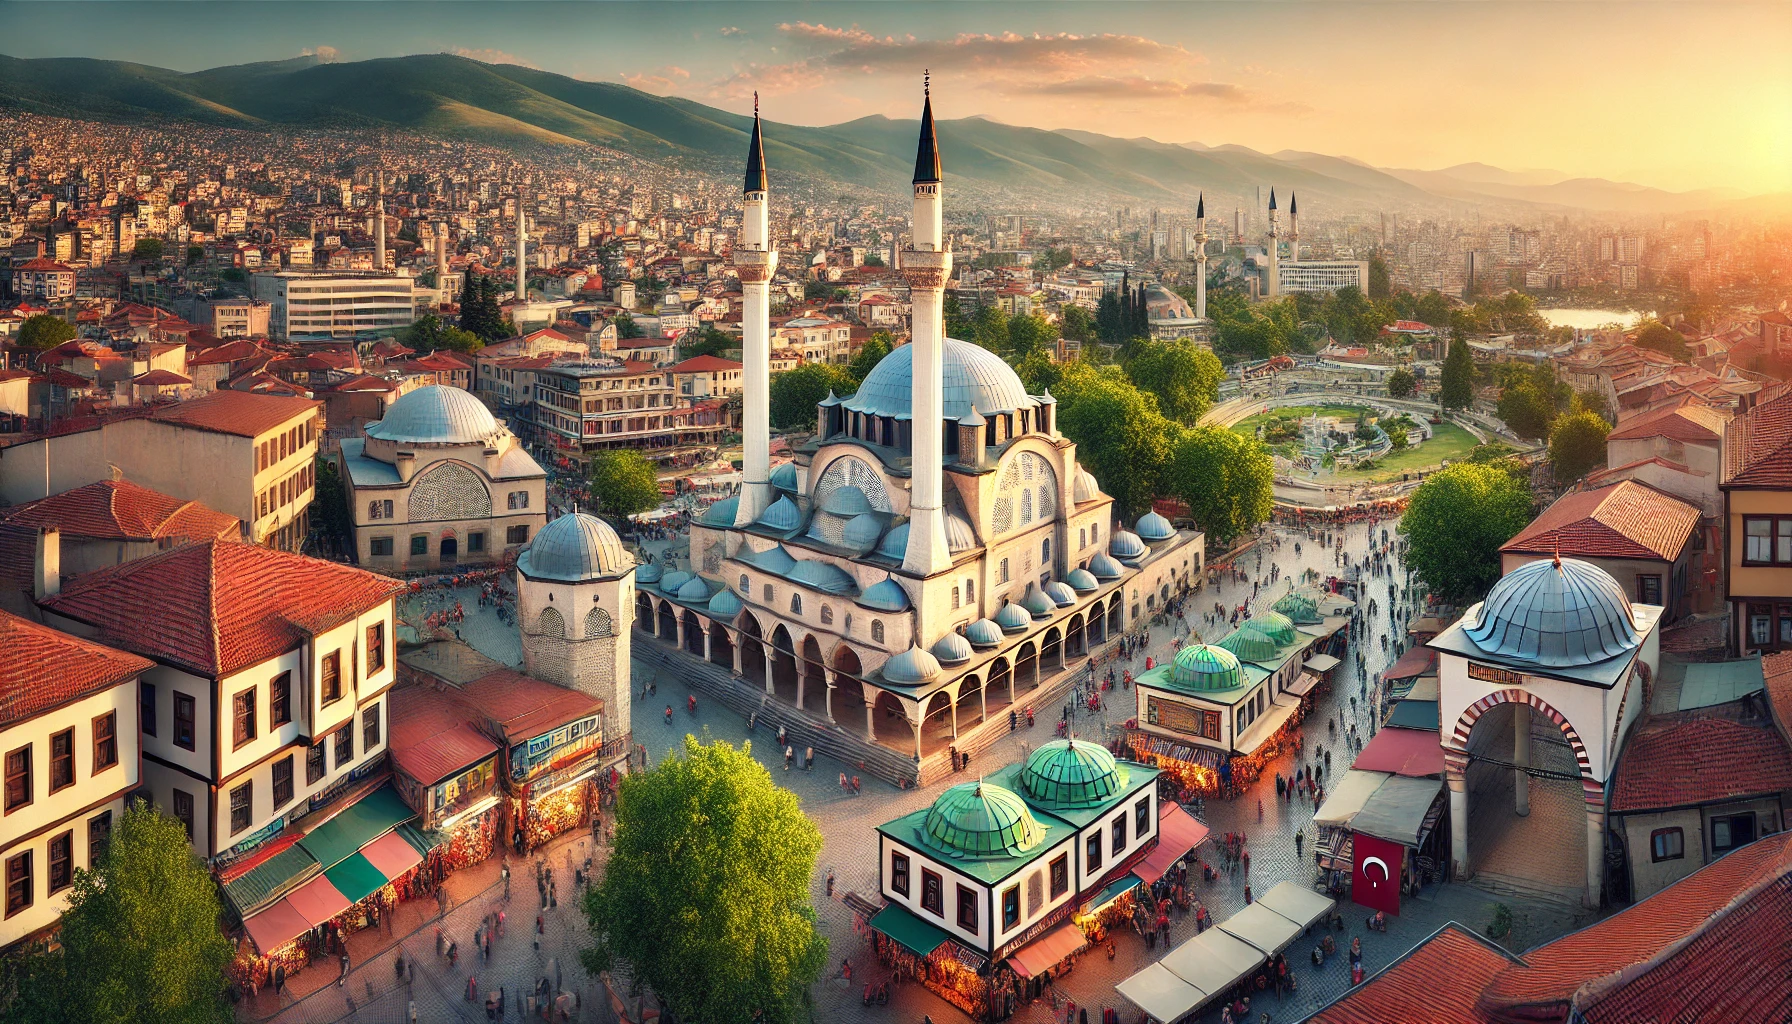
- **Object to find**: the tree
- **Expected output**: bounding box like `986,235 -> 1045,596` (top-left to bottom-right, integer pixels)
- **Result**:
403,312 -> 484,355
1006,312 -> 1055,361
1125,340 -> 1224,424
1548,410 -> 1610,483
1438,336 -> 1475,410
1386,367 -> 1417,399
588,450 -> 663,519
613,312 -> 642,340
679,324 -> 733,360
1398,463 -> 1534,604
971,303 -> 1010,354
847,331 -> 893,385
131,238 -> 164,262
2,800 -> 233,1024
1574,387 -> 1610,421
1388,424 -> 1410,450
1165,427 -> 1273,544
1059,304 -> 1096,343
862,252 -> 884,267
17,314 -> 75,353
944,293 -> 975,340
582,736 -> 827,1024
185,244 -> 204,266
769,362 -> 854,429
1367,255 -> 1391,299
1496,378 -> 1555,440
1415,290 -> 1452,330
1057,375 -> 1175,519
1634,319 -> 1690,362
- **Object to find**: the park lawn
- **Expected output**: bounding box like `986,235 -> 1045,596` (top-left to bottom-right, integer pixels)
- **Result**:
1231,404 -> 1369,436
1334,421 -> 1480,481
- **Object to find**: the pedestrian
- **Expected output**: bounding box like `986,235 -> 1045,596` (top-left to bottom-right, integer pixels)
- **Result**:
339,951 -> 350,986
804,746 -> 814,770
274,963 -> 285,995
783,745 -> 793,770
852,775 -> 861,794
1257,798 -> 1264,822
502,863 -> 510,900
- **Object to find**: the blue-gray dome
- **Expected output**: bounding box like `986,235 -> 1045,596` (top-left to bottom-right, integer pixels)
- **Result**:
842,337 -> 1039,421
635,562 -> 663,584
676,576 -> 712,602
884,645 -> 942,684
842,513 -> 884,552
787,559 -> 857,595
657,570 -> 692,593
822,485 -> 873,516
517,512 -> 632,582
1111,530 -> 1145,561
365,384 -> 499,444
1044,581 -> 1077,607
1066,568 -> 1099,592
995,603 -> 1031,633
742,544 -> 797,574
858,578 -> 912,611
966,618 -> 1003,647
876,521 -> 910,560
1021,583 -> 1055,618
1088,553 -> 1124,580
945,513 -> 977,553
1073,466 -> 1101,504
770,462 -> 800,492
931,632 -> 973,665
1137,511 -> 1174,542
700,495 -> 739,527
707,587 -> 742,618
759,495 -> 801,531
1463,557 -> 1641,668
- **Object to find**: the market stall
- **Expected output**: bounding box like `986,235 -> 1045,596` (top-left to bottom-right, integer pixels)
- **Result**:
1252,880 -> 1337,931
1116,963 -> 1207,1024
1131,803 -> 1211,883
1216,901 -> 1305,957
1351,725 -> 1446,778
1157,928 -> 1265,1008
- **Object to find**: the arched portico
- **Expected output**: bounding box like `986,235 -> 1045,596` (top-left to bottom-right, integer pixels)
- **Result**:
636,592 -> 654,633
708,620 -> 733,669
800,635 -> 829,717
657,600 -> 677,643
738,613 -> 766,688
770,625 -> 800,706
830,646 -> 863,724
681,610 -> 704,657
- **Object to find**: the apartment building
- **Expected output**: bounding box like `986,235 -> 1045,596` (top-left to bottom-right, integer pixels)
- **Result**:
10,259 -> 77,302
775,315 -> 853,365
529,360 -> 680,456
258,272 -> 417,342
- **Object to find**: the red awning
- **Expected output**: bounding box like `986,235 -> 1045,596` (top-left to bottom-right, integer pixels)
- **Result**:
1352,726 -> 1446,778
361,830 -> 424,880
1383,646 -> 1437,682
1006,924 -> 1087,978
286,874 -> 351,927
242,899 -> 311,954
1132,802 -> 1211,883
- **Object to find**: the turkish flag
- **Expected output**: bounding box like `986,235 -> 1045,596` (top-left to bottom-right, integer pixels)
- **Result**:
1352,831 -> 1404,916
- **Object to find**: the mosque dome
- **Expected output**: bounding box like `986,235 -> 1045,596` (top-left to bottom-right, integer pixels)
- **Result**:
1216,627 -> 1279,663
707,587 -> 742,618
1169,644 -> 1247,692
876,522 -> 910,560
920,782 -> 1045,859
995,603 -> 1032,633
1462,556 -> 1641,667
1243,609 -> 1299,646
1021,739 -> 1126,809
1271,591 -> 1321,625
1136,511 -> 1175,542
700,496 -> 739,527
635,562 -> 663,585
1044,581 -> 1077,607
1072,466 -> 1101,504
1111,530 -> 1146,562
1066,568 -> 1099,593
965,619 -> 1004,647
1088,553 -> 1124,580
1020,583 -> 1055,618
676,576 -> 712,602
657,570 -> 692,594
787,560 -> 857,595
758,495 -> 801,531
822,485 -> 874,517
944,513 -> 978,553
742,544 -> 797,575
769,462 -> 800,492
883,645 -> 943,685
842,338 -> 1039,422
365,385 -> 499,444
517,512 -> 632,582
930,632 -> 974,665
857,578 -> 912,612
841,513 -> 885,552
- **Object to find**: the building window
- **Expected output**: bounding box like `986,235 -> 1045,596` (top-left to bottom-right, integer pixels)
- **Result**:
363,704 -> 381,751
411,535 -> 429,556
321,651 -> 342,704
1637,574 -> 1662,605
1085,832 -> 1103,872
370,537 -> 394,557
956,884 -> 978,931
951,586 -> 959,609
232,689 -> 257,750
229,783 -> 252,835
1650,827 -> 1684,862
1050,854 -> 1069,897
763,584 -> 774,603
368,500 -> 386,520
506,525 -> 530,544
367,623 -> 386,674
306,742 -> 326,785
174,693 -> 195,751
50,729 -> 74,793
5,747 -> 30,813
871,620 -> 884,643
920,869 -> 943,917
272,755 -> 294,809
1135,796 -> 1151,838
48,831 -> 72,894
1711,813 -> 1757,854
965,579 -> 974,603
1002,886 -> 1021,929
740,574 -> 750,593
468,531 -> 486,553
820,605 -> 834,626
172,789 -> 193,841
1042,538 -> 1051,565
1026,870 -> 1044,916
6,852 -> 31,918
335,724 -> 354,768
891,852 -> 910,896
790,594 -> 803,615
1079,528 -> 1087,550
88,811 -> 111,866
270,672 -> 291,727
141,681 -> 156,737
1742,516 -> 1792,565
999,558 -> 1010,583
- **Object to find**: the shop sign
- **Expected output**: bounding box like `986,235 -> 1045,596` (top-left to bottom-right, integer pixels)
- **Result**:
993,900 -> 1076,963
1468,662 -> 1524,687
510,714 -> 602,781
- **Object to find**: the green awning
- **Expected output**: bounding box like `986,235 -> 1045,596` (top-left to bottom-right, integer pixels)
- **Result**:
223,844 -> 320,915
323,853 -> 388,905
398,822 -> 446,856
297,785 -> 415,869
1386,699 -> 1440,732
1087,874 -> 1141,913
869,905 -> 952,958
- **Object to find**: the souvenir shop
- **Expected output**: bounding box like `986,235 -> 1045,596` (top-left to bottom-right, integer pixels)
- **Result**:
865,906 -> 1003,1020
512,760 -> 597,853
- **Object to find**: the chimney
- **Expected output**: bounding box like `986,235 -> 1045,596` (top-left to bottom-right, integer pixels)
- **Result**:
34,527 -> 60,600
396,451 -> 416,483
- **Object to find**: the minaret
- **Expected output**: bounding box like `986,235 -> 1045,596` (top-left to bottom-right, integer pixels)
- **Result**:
1288,191 -> 1301,263
1193,193 -> 1209,321
1266,188 -> 1281,298
901,72 -> 954,578
515,200 -> 527,300
373,171 -> 386,271
434,222 -> 448,275
733,93 -> 779,527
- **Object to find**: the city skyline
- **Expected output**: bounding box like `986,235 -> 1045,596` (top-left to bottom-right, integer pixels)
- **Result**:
4,1 -> 1789,197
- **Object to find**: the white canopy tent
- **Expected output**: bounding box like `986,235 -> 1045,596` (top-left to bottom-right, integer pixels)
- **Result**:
1253,880 -> 1337,929
1115,964 -> 1208,1024
1217,901 -> 1306,956
1313,769 -> 1393,829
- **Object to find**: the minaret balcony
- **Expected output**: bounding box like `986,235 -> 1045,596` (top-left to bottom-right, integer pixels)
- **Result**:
734,247 -> 779,281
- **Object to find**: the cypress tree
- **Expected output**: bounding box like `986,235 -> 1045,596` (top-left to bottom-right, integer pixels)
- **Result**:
1439,334 -> 1476,410
459,272 -> 484,337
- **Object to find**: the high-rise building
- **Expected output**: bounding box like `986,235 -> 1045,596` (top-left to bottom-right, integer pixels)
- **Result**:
261,272 -> 418,342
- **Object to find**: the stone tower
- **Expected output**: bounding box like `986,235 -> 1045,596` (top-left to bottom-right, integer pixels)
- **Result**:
515,511 -> 635,749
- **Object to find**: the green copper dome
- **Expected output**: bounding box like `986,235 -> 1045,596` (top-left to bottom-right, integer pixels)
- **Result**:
1021,739 -> 1128,810
920,782 -> 1046,859
1169,644 -> 1247,692
1271,591 -> 1322,625
1216,627 -> 1280,663
1243,609 -> 1298,646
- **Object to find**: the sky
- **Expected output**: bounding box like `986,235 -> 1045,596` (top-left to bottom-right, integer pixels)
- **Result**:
5,1 -> 1790,195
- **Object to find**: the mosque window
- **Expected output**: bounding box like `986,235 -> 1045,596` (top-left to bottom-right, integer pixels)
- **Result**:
820,605 -> 834,625
999,559 -> 1010,583
764,584 -> 774,603
871,620 -> 885,643
951,586 -> 960,609
1042,539 -> 1051,565
791,594 -> 803,615
965,579 -> 975,603
1038,484 -> 1055,519
584,607 -> 613,638
1021,490 -> 1033,525
740,574 -> 750,593
1079,528 -> 1086,550
410,462 -> 493,520
996,453 -> 1057,536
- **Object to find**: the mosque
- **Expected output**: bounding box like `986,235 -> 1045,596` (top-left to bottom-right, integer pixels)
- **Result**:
640,85 -> 1205,766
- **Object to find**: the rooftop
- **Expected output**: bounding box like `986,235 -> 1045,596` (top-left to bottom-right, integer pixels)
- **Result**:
456,669 -> 602,742
151,389 -> 318,438
1499,481 -> 1700,563
0,610 -> 154,726
0,479 -> 239,543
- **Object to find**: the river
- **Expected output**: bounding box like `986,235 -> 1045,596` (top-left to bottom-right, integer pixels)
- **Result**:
1539,307 -> 1651,330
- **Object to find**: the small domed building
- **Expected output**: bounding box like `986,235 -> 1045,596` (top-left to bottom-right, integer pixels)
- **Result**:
338,384 -> 548,571
515,510 -> 637,735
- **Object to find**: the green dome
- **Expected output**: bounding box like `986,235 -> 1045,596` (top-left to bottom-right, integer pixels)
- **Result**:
1243,609 -> 1298,646
1271,591 -> 1322,625
1021,739 -> 1128,810
1216,627 -> 1280,663
920,782 -> 1045,859
1170,644 -> 1247,692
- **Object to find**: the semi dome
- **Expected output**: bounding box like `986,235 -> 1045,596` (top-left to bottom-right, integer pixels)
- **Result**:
1169,644 -> 1247,692
1137,511 -> 1175,542
930,632 -> 973,665
843,337 -> 1039,422
743,544 -> 797,575
676,576 -> 712,602
365,385 -> 498,444
657,570 -> 692,594
883,645 -> 942,685
1021,739 -> 1125,809
769,462 -> 800,492
1020,583 -> 1055,618
1072,466 -> 1101,504
1044,581 -> 1078,607
700,496 -> 739,527
920,782 -> 1045,859
635,562 -> 663,585
1463,556 -> 1641,667
1271,591 -> 1321,624
1216,627 -> 1279,663
822,485 -> 873,516
787,559 -> 857,595
995,603 -> 1032,633
876,521 -> 910,560
1066,568 -> 1099,592
707,587 -> 742,618
517,512 -> 632,582
1243,609 -> 1299,646
758,495 -> 801,531
857,578 -> 912,612
1111,530 -> 1146,562
841,513 -> 884,552
944,513 -> 977,553
965,619 -> 1003,647
1088,553 -> 1124,580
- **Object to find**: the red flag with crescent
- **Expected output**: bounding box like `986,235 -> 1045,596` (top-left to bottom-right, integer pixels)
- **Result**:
1352,831 -> 1404,916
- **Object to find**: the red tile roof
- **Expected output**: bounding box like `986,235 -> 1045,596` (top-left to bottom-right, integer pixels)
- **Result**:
1723,387 -> 1792,488
1584,456 -> 1706,487
15,258 -> 74,273
456,669 -> 602,743
1606,404 -> 1725,444
1763,652 -> 1792,749
151,390 -> 318,438
1610,713 -> 1792,813
0,610 -> 153,726
42,541 -> 404,677
132,368 -> 191,386
0,480 -> 239,543
1499,480 -> 1699,562
1307,923 -> 1514,1024
388,684 -> 500,785
668,354 -> 742,373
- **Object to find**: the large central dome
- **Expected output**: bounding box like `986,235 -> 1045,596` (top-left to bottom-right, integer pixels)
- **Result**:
366,384 -> 499,444
842,337 -> 1038,421
1462,556 -> 1640,667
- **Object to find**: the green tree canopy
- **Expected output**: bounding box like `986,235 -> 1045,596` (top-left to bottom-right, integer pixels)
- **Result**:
1006,312 -> 1055,361
1059,304 -> 1096,343
2,800 -> 233,1024
588,450 -> 663,519
679,324 -> 733,360
185,244 -> 204,266
847,331 -> 893,385
1033,247 -> 1073,274
131,238 -> 165,262
403,312 -> 484,355
1438,336 -> 1476,410
1633,320 -> 1690,362
17,314 -> 75,353
862,252 -> 884,267
582,736 -> 827,1024
944,293 -> 975,340
1398,463 -> 1534,604
613,312 -> 642,340
769,362 -> 855,429
1057,372 -> 1175,519
1125,340 -> 1224,424
1386,367 -> 1417,398
1368,255 -> 1391,299
1548,410 -> 1611,483
970,303 -> 1010,354
1165,427 -> 1273,543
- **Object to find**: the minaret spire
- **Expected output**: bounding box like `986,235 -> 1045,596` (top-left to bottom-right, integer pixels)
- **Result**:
743,92 -> 767,194
373,170 -> 386,271
913,69 -> 941,185
515,197 -> 527,301
1193,193 -> 1209,320
733,92 -> 779,527
902,72 -> 953,585
1288,191 -> 1301,263
1266,187 -> 1281,298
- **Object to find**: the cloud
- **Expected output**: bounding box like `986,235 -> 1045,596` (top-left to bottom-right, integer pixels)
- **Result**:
1022,77 -> 1249,102
452,47 -> 537,69
300,46 -> 340,63
622,66 -> 692,93
718,26 -> 745,37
